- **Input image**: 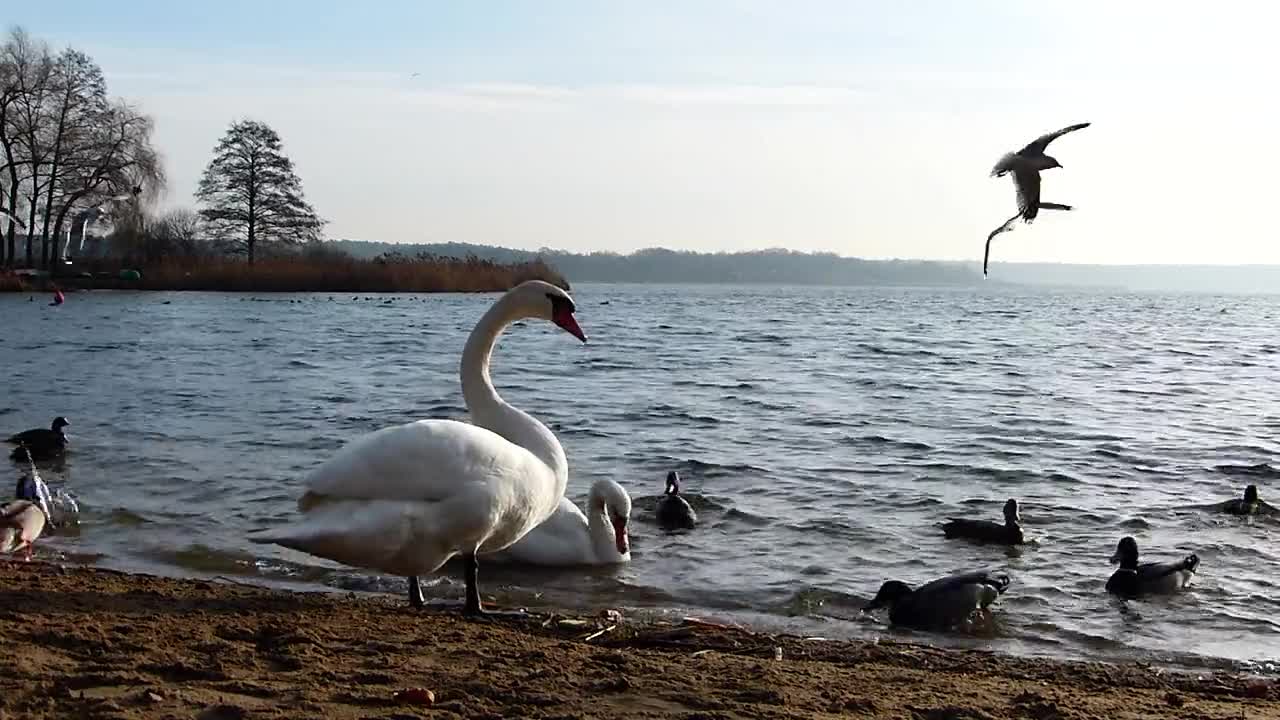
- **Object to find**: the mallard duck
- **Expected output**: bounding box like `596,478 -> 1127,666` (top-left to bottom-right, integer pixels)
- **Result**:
941,498 -> 1024,545
655,471 -> 696,530
1105,536 -> 1199,599
864,570 -> 1011,631
1216,485 -> 1278,516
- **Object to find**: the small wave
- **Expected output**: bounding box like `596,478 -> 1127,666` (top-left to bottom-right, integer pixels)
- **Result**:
731,333 -> 790,345
850,434 -> 934,452
1215,463 -> 1280,478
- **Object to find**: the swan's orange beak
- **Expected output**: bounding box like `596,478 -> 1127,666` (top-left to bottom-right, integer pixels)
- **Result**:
553,307 -> 587,342
613,521 -> 629,555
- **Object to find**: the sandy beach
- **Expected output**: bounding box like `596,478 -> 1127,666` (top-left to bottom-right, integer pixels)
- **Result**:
0,563 -> 1275,719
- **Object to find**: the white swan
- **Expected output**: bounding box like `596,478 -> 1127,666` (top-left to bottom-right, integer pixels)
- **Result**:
487,479 -> 632,566
247,280 -> 587,615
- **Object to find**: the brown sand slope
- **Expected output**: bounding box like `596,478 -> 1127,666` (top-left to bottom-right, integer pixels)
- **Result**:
0,562 -> 1276,719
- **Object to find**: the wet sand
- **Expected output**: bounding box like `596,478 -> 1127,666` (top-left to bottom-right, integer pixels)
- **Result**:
1,562 -> 1276,719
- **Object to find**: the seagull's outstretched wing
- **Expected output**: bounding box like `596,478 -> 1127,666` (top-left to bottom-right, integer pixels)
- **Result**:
1012,167 -> 1041,221
0,208 -> 24,230
1020,122 -> 1090,156
984,212 -> 1021,277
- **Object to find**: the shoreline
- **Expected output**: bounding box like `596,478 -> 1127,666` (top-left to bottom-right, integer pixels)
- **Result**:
1,562 -> 1276,719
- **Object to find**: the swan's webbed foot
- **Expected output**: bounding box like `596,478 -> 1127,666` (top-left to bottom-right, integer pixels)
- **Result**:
407,575 -> 426,609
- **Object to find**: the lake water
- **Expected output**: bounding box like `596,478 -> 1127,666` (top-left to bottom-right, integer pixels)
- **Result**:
4,283 -> 1280,675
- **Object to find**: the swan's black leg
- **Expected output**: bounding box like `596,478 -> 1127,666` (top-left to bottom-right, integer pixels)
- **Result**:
408,575 -> 425,608
463,553 -> 526,619
463,554 -> 484,615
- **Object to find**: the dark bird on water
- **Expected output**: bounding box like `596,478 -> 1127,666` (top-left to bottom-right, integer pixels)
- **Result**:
985,122 -> 1091,277
655,471 -> 697,530
1105,536 -> 1199,599
1214,484 -> 1277,516
941,498 -> 1024,545
6,417 -> 70,461
864,570 -> 1011,631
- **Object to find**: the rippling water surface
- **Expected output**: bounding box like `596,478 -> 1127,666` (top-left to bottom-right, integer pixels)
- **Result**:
4,284 -> 1280,674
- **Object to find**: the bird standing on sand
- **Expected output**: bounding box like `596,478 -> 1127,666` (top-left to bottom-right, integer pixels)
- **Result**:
985,122 -> 1091,276
2,473 -> 46,561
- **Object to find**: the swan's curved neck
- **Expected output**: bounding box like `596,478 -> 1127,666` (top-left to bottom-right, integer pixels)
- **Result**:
460,296 -> 567,481
586,487 -> 620,561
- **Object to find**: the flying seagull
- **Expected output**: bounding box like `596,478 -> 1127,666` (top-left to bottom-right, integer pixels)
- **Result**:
984,122 -> 1090,276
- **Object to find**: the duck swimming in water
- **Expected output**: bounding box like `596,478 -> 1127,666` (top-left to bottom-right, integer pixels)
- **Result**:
655,471 -> 696,530
6,417 -> 69,462
941,498 -> 1024,545
1105,536 -> 1199,599
864,570 -> 1011,632
1215,484 -> 1278,516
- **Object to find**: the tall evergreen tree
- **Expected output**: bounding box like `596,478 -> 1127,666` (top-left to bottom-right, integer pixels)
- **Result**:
196,120 -> 324,264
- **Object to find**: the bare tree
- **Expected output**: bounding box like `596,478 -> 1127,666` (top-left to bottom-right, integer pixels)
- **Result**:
0,28 -> 53,267
48,100 -> 164,264
196,120 -> 324,264
36,48 -> 109,267
141,207 -> 205,260
0,27 -> 164,269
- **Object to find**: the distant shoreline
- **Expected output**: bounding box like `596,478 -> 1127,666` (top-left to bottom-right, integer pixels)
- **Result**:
0,255 -> 570,294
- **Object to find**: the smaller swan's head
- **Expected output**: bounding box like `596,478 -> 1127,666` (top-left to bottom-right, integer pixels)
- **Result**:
1245,484 -> 1260,504
508,280 -> 586,342
1110,536 -> 1139,567
665,471 -> 681,495
1003,498 -> 1020,524
51,416 -> 69,431
594,480 -> 632,555
864,580 -> 912,612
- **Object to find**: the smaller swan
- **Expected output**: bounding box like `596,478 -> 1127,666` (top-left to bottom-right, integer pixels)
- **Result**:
864,570 -> 1011,631
1216,484 -> 1278,516
6,417 -> 69,462
2,474 -> 46,561
487,479 -> 631,566
941,498 -> 1024,545
1105,536 -> 1199,599
655,471 -> 696,530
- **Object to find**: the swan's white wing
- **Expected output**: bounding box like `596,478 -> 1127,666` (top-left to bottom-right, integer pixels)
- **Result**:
303,419 -> 552,504
249,490 -> 499,577
486,496 -> 593,565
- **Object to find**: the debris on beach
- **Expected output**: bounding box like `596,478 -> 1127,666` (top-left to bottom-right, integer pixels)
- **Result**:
393,687 -> 436,705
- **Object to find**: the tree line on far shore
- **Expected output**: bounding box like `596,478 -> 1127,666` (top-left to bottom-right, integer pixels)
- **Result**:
1,26 -> 566,292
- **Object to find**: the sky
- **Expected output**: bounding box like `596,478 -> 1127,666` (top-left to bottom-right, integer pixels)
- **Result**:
8,1 -> 1280,264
